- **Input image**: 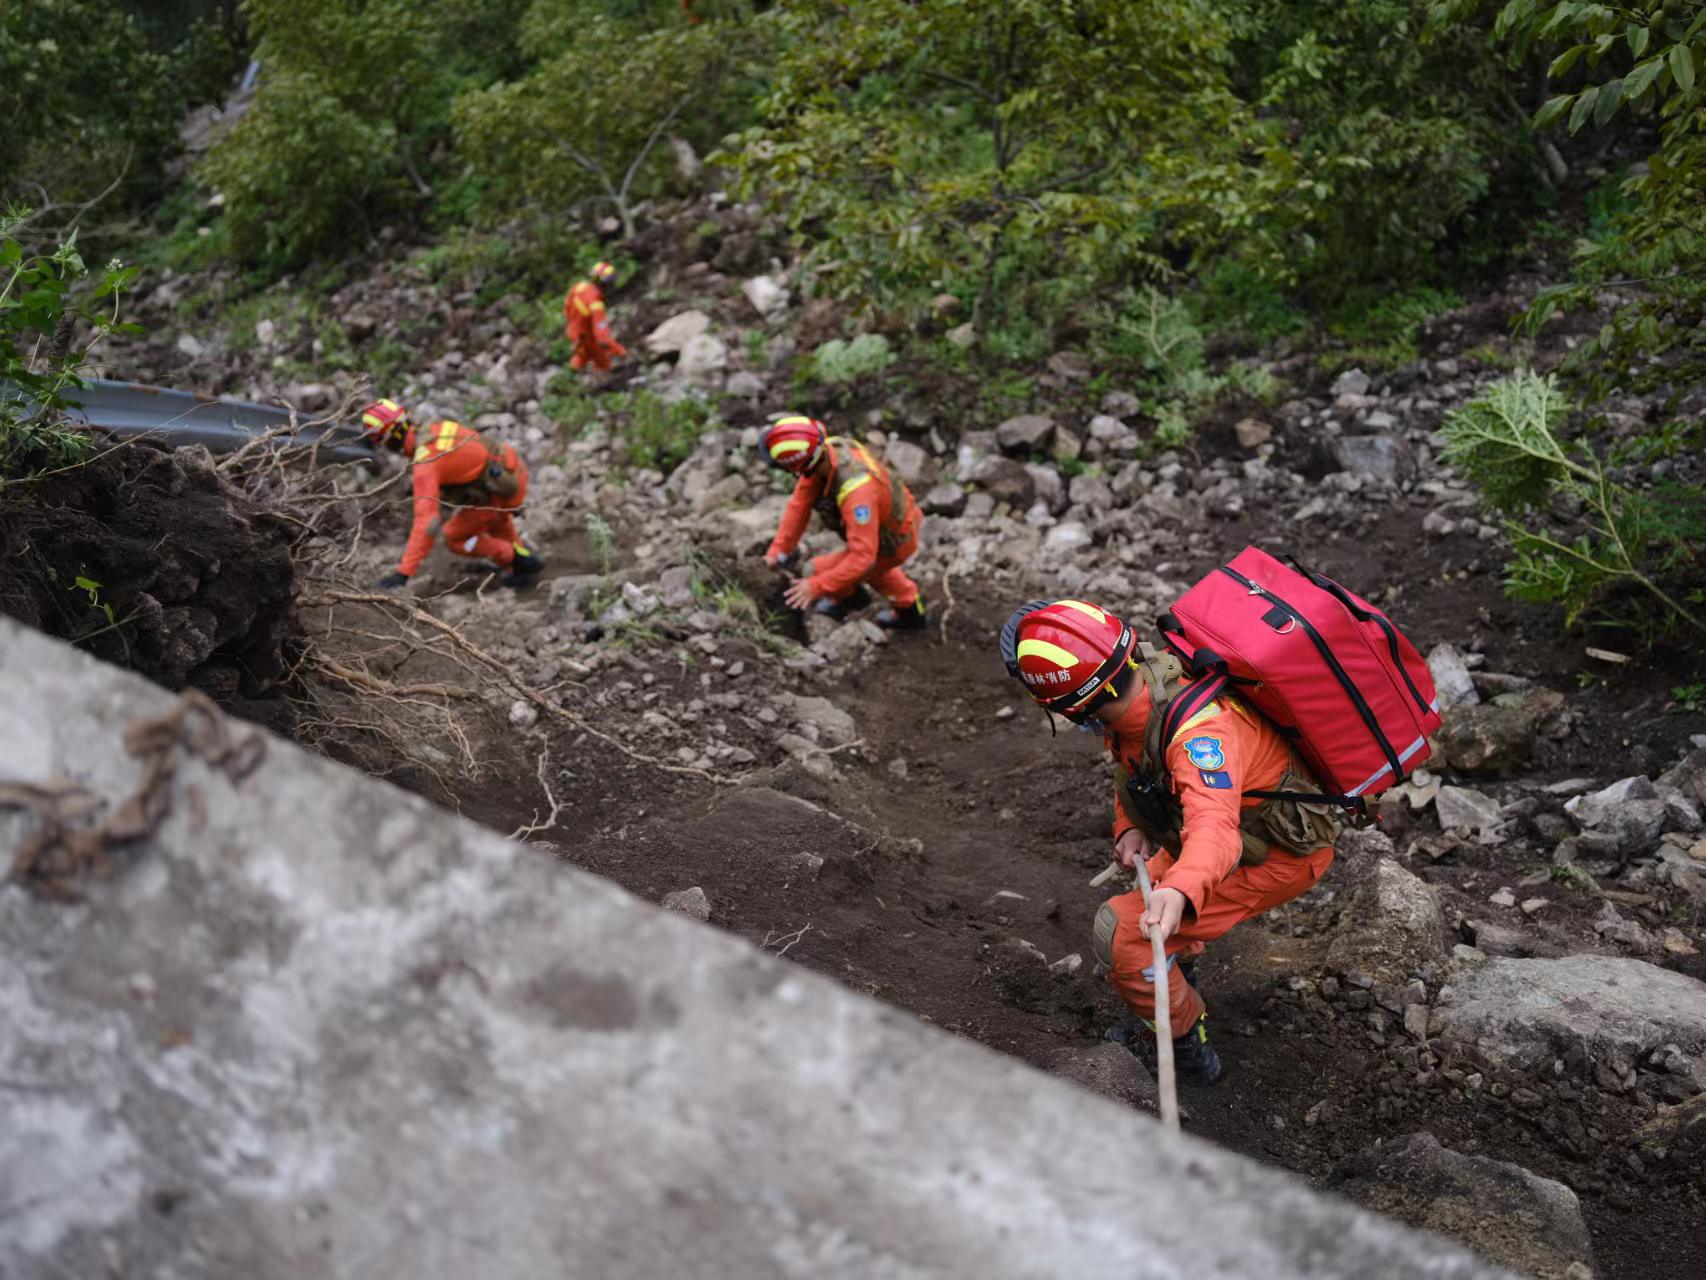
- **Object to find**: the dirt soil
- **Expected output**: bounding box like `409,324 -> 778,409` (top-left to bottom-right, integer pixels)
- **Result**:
375,510 -> 1705,1280
0,441 -> 298,724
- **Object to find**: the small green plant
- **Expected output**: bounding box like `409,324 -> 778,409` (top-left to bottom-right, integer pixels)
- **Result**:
1,211 -> 139,480
623,390 -> 718,474
1442,371 -> 1706,641
72,572 -> 114,627
1327,286 -> 1461,369
585,512 -> 616,577
1673,683 -> 1706,715
743,329 -> 769,368
804,334 -> 894,388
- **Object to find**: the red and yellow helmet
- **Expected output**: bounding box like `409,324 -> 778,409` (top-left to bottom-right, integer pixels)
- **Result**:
759,413 -> 829,475
1000,599 -> 1136,722
360,398 -> 414,454
590,261 -> 616,283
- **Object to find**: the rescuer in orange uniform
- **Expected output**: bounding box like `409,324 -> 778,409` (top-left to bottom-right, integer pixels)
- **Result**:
760,413 -> 926,629
1001,599 -> 1342,1083
361,399 -> 543,590
564,261 -> 627,374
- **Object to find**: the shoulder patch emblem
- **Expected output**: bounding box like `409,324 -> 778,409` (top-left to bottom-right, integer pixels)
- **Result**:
1199,769 -> 1234,790
1184,736 -> 1225,770
852,504 -> 872,525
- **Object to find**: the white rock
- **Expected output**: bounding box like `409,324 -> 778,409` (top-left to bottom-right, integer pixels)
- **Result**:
1044,522 -> 1094,553
661,886 -> 712,922
741,275 -> 790,318
1426,644 -> 1480,710
175,333 -> 205,359
1332,368 -> 1372,397
1436,785 -> 1501,834
645,311 -> 713,355
677,334 -> 729,386
508,700 -> 539,730
945,323 -> 977,349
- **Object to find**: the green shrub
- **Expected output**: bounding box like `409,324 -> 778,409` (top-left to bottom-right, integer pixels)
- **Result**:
1,214 -> 138,479
624,390 -> 718,473
1442,371 -> 1706,641
805,334 -> 895,388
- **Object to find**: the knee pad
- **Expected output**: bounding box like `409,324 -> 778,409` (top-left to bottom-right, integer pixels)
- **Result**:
1091,900 -> 1119,968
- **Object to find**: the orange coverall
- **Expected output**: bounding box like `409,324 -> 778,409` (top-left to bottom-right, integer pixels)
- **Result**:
1100,687 -> 1335,1029
398,421 -> 529,577
765,437 -> 922,606
564,280 -> 627,372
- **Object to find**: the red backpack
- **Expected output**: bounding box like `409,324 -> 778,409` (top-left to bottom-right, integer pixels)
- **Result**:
1157,546 -> 1440,813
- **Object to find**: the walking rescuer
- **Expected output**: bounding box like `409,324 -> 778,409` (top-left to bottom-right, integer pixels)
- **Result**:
1000,550 -> 1442,1083
758,412 -> 927,630
360,398 -> 543,591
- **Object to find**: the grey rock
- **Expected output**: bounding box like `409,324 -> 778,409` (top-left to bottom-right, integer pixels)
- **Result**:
1325,857 -> 1448,981
175,332 -> 205,359
1329,436 -> 1414,485
741,275 -> 790,319
968,456 -> 1035,509
656,565 -> 696,609
692,472 -> 748,514
785,693 -> 858,746
922,482 -> 967,517
1025,462 -> 1066,513
995,414 -> 1056,454
1328,1132 -> 1595,1280
1044,522 -> 1094,553
677,333 -> 730,386
1332,368 -> 1372,398
1101,390 -> 1142,418
945,321 -> 977,349
1067,472 -> 1114,509
1438,692 -> 1563,772
1659,747 -> 1706,808
885,439 -> 930,486
645,309 -> 713,355
1051,427 -> 1083,463
283,380 -> 334,413
1436,785 -> 1502,835
1047,1043 -> 1161,1115
1234,418 -> 1273,449
724,370 -> 768,400
1438,954 -> 1706,1091
1566,777 -> 1668,857
661,886 -> 713,922
1427,643 -> 1481,711
508,699 -> 540,730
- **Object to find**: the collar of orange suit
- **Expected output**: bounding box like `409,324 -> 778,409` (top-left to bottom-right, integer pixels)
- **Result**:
1100,681 -> 1153,747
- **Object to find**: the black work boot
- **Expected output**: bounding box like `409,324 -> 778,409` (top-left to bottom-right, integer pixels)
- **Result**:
501,544 -> 545,589
1172,1015 -> 1223,1085
875,598 -> 928,631
811,585 -> 871,620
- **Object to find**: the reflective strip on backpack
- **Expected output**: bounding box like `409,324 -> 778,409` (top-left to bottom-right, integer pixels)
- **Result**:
1344,732 -> 1432,796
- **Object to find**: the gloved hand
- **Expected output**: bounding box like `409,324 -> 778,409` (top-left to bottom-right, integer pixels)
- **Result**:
765,549 -> 792,568
377,570 -> 410,590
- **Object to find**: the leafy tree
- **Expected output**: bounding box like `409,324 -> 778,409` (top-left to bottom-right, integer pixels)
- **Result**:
455,9 -> 761,237
1486,1 -> 1706,397
203,0 -> 533,268
0,1 -> 209,225
1224,1 -> 1542,295
722,0 -> 1272,329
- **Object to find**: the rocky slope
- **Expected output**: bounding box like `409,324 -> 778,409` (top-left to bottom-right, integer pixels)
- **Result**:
79,198 -> 1706,1280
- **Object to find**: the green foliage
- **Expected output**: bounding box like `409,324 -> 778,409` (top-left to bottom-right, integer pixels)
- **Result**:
1442,371 -> 1706,640
585,512 -> 616,576
1490,2 -> 1706,398
1,211 -> 139,479
1327,285 -> 1463,368
1191,260 -> 1307,345
1672,681 -> 1706,713
726,0 -> 1266,327
803,334 -> 895,389
1,1 -> 239,222
623,389 -> 719,473
1228,1 -> 1539,291
454,12 -> 760,236
202,0 -> 536,269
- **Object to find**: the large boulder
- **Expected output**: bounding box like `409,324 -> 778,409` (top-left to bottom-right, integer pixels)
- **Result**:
1437,690 -> 1563,773
1325,853 -> 1448,980
885,439 -> 931,486
676,333 -> 729,387
1328,1133 -> 1595,1280
1437,954 -> 1706,1091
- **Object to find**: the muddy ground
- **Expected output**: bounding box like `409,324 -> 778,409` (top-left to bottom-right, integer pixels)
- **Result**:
340,506 -> 1703,1280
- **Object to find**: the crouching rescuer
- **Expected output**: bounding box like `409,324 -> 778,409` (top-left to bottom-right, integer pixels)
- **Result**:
1001,599 -> 1347,1084
361,399 -> 544,590
759,413 -> 927,630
